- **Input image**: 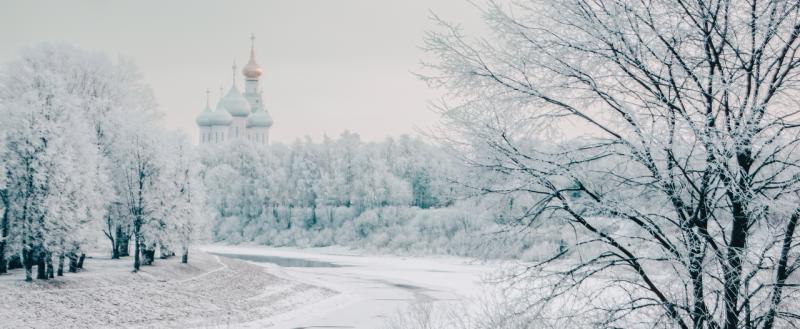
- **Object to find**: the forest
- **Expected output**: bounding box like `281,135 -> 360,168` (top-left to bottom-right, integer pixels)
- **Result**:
200,134 -> 556,260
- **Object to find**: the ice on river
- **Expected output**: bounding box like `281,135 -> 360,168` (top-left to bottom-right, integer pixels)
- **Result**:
198,245 -> 496,329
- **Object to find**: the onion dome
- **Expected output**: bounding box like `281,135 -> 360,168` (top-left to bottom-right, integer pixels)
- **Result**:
223,62 -> 251,117
195,89 -> 213,126
242,34 -> 263,79
246,108 -> 273,128
208,88 -> 233,126
246,110 -> 273,128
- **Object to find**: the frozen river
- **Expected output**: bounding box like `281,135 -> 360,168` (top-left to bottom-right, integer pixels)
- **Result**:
198,245 -> 495,329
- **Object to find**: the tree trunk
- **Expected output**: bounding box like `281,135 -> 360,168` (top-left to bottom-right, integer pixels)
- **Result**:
8,254 -> 22,270
0,190 -> 8,274
105,213 -> 118,259
159,244 -> 174,259
77,253 -> 85,269
143,246 -> 155,266
762,211 -> 800,329
307,205 -> 318,229
68,253 -> 78,273
181,250 -> 188,264
688,226 -> 710,328
36,250 -> 47,280
133,227 -> 141,272
22,249 -> 33,282
57,253 -> 64,276
46,253 -> 54,279
116,225 -> 130,257
107,227 -> 118,259
724,186 -> 751,329
0,240 -> 6,274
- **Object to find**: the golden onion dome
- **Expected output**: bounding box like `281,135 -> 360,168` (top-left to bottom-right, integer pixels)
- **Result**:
242,34 -> 263,79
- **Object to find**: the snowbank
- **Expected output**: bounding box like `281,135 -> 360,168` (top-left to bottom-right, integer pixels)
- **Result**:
0,251 -> 335,328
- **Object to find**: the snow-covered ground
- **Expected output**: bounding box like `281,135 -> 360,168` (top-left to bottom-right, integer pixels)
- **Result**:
198,244 -> 496,329
0,250 -> 335,328
1,246 -> 497,328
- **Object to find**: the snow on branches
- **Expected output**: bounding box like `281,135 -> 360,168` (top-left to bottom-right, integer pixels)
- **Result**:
0,44 -> 206,278
423,0 -> 800,328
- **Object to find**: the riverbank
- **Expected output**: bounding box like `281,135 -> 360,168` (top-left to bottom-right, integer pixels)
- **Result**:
0,250 -> 335,328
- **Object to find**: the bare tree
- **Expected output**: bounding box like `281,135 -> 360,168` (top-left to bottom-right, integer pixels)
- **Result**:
424,0 -> 800,328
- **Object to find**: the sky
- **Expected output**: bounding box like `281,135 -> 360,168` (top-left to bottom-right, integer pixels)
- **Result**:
0,0 -> 485,144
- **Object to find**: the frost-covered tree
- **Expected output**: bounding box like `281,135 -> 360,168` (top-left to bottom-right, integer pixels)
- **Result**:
151,133 -> 205,263
424,0 -> 800,327
82,56 -> 158,261
200,132 -> 460,247
0,44 -> 205,278
102,201 -> 128,259
115,125 -> 162,272
0,44 -> 111,280
288,138 -> 320,227
201,139 -> 271,239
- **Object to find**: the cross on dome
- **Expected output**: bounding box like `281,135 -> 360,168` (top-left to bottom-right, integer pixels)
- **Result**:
242,34 -> 263,79
232,61 -> 237,87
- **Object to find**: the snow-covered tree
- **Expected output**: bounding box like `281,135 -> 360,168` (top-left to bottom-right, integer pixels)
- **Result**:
287,138 -> 320,227
199,132 -> 462,247
151,133 -> 205,263
82,56 -> 158,261
0,44 -> 111,280
115,124 -> 163,271
424,0 -> 800,327
0,44 -> 210,279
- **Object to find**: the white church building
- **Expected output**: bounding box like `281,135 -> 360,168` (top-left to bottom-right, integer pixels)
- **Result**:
196,35 -> 273,145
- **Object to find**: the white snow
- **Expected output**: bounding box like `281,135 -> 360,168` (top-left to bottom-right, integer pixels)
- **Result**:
0,245 -> 499,328
0,250 -> 335,328
198,244 -> 496,329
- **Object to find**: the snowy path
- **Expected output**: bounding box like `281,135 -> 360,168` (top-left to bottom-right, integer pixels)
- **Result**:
198,245 -> 494,329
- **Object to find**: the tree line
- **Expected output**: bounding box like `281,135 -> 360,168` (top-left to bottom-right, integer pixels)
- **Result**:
201,133 -> 462,244
0,44 -> 204,281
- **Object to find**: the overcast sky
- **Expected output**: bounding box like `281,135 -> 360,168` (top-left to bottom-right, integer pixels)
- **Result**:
0,0 -> 485,143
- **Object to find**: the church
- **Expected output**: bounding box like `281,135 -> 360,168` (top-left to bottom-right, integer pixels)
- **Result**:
196,35 -> 274,145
